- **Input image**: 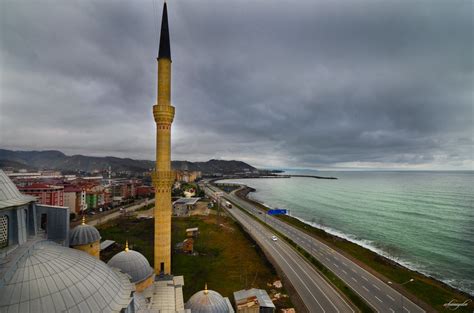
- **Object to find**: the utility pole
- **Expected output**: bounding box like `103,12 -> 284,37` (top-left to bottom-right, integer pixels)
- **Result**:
215,191 -> 223,226
388,278 -> 414,312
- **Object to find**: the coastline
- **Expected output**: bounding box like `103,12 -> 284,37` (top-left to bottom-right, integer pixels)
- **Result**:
228,184 -> 474,312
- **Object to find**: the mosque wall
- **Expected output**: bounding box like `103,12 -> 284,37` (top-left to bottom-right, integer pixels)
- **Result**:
36,204 -> 70,246
72,240 -> 100,259
0,204 -> 32,248
135,275 -> 154,292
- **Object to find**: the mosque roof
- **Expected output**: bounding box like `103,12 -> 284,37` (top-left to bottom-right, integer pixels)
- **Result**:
0,170 -> 36,210
108,244 -> 154,284
185,287 -> 233,313
0,241 -> 134,313
234,288 -> 275,308
136,276 -> 188,312
69,217 -> 101,246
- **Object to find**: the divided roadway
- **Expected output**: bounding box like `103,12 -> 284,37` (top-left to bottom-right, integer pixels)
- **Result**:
206,183 -> 425,313
204,185 -> 354,313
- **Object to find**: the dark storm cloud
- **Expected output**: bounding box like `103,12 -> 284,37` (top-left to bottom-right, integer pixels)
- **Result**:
1,0 -> 472,169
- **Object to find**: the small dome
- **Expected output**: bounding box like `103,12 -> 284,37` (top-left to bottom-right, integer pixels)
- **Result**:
108,248 -> 153,284
185,289 -> 231,313
69,221 -> 101,246
0,241 -> 134,312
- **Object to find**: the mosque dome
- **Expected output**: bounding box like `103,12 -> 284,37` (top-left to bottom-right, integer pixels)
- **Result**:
0,241 -> 134,312
185,286 -> 232,313
107,243 -> 154,284
69,217 -> 101,246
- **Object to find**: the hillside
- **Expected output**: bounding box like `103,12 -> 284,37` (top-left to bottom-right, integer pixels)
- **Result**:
0,149 -> 257,175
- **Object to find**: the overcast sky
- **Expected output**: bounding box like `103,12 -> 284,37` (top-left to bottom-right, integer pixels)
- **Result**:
1,0 -> 472,170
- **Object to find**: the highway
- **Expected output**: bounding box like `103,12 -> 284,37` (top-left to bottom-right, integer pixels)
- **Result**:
204,183 -> 425,313
205,185 -> 354,313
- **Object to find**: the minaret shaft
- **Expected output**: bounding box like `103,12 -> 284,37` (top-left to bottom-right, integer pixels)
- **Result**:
158,59 -> 171,107
153,3 -> 174,275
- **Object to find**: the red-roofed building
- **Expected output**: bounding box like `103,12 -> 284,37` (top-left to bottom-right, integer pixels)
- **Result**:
19,183 -> 64,206
136,186 -> 154,198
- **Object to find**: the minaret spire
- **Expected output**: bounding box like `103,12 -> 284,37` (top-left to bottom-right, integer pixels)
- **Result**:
158,2 -> 171,60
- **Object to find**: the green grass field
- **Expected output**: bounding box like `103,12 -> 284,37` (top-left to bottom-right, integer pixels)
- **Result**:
97,213 -> 294,311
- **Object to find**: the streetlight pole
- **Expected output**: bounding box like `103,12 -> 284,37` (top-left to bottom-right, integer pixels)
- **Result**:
388,278 -> 414,312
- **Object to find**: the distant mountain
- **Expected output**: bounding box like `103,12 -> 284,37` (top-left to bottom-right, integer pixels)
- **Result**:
172,159 -> 257,174
0,149 -> 257,175
0,159 -> 37,171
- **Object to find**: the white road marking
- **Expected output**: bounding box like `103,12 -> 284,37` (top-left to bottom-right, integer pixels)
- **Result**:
372,284 -> 381,291
342,261 -> 347,266
264,230 -> 343,312
403,307 -> 410,313
362,276 -> 368,282
333,263 -> 339,268
375,296 -> 383,303
362,286 -> 369,292
387,294 -> 395,301
351,277 -> 358,283
342,269 -> 348,274
389,308 -> 395,313
229,208 -> 336,313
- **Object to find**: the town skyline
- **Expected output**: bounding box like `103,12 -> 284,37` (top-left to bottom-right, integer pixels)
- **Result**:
1,0 -> 472,170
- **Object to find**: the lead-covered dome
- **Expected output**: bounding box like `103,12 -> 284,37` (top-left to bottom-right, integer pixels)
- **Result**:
108,247 -> 153,284
69,218 -> 101,246
0,241 -> 134,312
185,288 -> 232,313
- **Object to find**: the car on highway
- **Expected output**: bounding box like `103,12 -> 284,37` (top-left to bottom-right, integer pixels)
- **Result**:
271,235 -> 278,241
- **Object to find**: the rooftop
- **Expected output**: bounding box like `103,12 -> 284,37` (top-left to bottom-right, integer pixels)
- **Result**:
234,288 -> 275,309
100,240 -> 116,251
173,197 -> 200,206
19,183 -> 64,190
136,276 -> 188,312
63,186 -> 82,192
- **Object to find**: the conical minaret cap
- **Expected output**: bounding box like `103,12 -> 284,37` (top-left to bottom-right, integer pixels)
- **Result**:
158,2 -> 171,60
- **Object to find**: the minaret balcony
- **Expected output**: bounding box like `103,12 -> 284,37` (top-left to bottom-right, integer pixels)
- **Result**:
153,104 -> 175,124
151,170 -> 175,189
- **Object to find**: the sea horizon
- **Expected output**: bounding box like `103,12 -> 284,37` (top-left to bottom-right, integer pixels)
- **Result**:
263,167 -> 474,173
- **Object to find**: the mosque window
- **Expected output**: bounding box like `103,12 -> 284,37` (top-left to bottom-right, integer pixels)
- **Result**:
0,215 -> 8,248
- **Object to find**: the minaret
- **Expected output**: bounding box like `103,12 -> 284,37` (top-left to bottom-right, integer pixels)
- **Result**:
152,1 -> 175,275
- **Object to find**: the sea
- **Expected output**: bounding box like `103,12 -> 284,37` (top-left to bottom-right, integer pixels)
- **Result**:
220,170 -> 474,296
